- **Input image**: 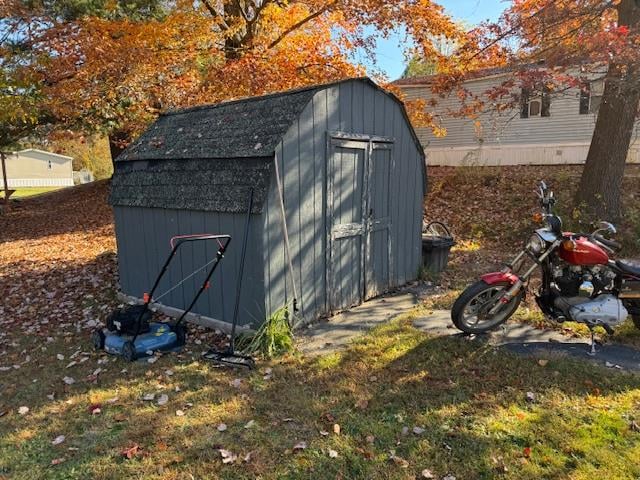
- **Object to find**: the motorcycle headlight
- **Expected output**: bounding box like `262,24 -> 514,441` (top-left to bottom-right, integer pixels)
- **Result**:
527,233 -> 546,254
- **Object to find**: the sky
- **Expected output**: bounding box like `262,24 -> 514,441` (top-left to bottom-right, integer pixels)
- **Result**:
368,0 -> 507,80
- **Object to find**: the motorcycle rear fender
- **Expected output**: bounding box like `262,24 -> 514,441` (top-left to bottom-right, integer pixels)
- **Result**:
481,271 -> 520,286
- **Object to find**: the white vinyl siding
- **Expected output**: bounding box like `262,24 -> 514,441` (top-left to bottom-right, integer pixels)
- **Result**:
399,75 -> 640,165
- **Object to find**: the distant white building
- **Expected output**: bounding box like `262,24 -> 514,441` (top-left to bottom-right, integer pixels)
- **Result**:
394,68 -> 640,166
3,149 -> 74,187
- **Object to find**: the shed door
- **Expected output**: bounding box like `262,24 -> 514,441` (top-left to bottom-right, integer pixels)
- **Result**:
328,137 -> 392,311
328,140 -> 367,311
365,143 -> 392,300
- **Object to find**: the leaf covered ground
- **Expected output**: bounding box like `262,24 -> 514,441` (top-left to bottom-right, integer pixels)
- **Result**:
1,167 -> 639,479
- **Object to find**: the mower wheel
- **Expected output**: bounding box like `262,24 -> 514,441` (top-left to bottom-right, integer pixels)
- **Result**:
174,324 -> 187,347
122,341 -> 137,362
91,329 -> 105,350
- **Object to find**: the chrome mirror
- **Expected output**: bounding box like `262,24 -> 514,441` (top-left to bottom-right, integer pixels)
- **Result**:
595,221 -> 617,235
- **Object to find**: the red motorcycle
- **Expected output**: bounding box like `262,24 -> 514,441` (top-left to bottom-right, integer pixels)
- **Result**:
452,181 -> 640,351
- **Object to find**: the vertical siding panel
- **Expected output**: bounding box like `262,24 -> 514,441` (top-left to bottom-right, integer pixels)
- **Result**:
113,207 -> 130,295
363,82 -> 374,135
399,117 -> 411,284
339,82 -> 353,132
353,80 -> 364,133
374,90 -> 385,136
388,97 -> 401,286
312,90 -> 328,316
125,207 -> 147,298
163,209 -> 182,310
150,208 -> 171,306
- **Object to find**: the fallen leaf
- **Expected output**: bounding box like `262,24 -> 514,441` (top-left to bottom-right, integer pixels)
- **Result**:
156,394 -> 169,406
147,356 -> 158,364
244,420 -> 255,429
52,435 -> 66,445
389,451 -> 409,468
88,404 -> 102,415
443,475 -> 457,480
219,449 -> 237,464
230,378 -> 242,388
421,469 -> 435,479
525,391 -> 536,403
523,446 -> 532,458
328,449 -> 338,458
175,410 -> 185,417
142,393 -> 155,401
50,458 -> 65,466
293,441 -> 307,451
333,424 -> 341,435
122,444 -> 140,459
18,406 -> 29,415
319,430 -> 329,436
413,426 -> 425,435
62,376 -> 75,385
56,354 -> 64,361
217,423 -> 228,432
537,359 -> 548,366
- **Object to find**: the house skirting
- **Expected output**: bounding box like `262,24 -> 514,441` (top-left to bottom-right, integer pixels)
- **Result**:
7,178 -> 75,187
426,142 -> 640,167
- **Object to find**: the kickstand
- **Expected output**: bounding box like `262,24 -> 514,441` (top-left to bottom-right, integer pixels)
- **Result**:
587,329 -> 597,356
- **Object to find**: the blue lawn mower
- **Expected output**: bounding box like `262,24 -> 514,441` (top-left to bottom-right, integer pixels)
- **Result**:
91,234 -> 232,362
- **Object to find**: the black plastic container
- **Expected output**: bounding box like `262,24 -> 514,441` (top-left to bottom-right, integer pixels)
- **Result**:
422,221 -> 455,273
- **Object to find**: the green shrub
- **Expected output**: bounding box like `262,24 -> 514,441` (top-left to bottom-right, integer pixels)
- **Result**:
242,305 -> 295,358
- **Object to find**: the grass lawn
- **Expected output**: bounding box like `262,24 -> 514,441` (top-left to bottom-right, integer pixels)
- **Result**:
1,314 -> 640,480
1,187 -> 64,199
1,169 -> 640,479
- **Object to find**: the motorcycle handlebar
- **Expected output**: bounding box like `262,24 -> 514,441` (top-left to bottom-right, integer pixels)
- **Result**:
592,234 -> 622,251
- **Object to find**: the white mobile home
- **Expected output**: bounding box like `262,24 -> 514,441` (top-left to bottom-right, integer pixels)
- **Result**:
3,149 -> 74,187
395,68 -> 640,166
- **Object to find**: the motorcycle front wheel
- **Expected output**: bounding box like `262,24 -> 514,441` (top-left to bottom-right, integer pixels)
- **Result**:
451,280 -> 523,334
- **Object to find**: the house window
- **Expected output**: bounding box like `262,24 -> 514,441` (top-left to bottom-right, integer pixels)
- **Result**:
579,80 -> 604,115
520,88 -> 551,118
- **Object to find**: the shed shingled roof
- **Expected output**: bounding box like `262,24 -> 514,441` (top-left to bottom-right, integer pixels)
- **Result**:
110,158 -> 272,213
110,77 -> 425,214
118,85 -> 319,161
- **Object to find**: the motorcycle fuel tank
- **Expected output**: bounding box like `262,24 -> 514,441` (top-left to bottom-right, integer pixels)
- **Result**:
558,236 -> 610,266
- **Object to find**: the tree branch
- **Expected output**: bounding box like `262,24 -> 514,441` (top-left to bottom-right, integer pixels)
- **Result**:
267,0 -> 339,50
202,0 -> 229,30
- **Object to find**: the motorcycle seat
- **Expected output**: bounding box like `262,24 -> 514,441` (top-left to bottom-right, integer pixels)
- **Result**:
616,259 -> 640,277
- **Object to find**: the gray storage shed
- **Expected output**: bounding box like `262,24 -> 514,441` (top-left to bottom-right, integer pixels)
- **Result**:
110,77 -> 426,329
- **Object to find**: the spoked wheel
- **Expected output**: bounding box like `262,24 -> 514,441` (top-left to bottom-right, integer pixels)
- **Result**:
451,280 -> 523,334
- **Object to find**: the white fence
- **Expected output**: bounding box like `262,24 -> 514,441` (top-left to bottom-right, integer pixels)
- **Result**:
426,142 -> 640,167
7,178 -> 75,187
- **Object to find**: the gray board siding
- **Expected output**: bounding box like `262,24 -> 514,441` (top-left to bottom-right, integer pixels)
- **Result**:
109,158 -> 272,214
114,206 -> 266,328
262,79 -> 426,322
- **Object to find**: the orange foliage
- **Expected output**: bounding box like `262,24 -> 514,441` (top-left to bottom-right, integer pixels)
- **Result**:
3,0 -> 466,143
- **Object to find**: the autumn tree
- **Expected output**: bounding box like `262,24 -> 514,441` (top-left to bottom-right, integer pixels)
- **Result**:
2,0 -> 463,162
461,0 -> 640,220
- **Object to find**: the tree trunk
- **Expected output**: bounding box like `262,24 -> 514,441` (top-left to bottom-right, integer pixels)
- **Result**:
576,0 -> 640,221
108,130 -> 131,169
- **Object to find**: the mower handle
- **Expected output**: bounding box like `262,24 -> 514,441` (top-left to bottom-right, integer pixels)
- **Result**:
170,234 -> 232,250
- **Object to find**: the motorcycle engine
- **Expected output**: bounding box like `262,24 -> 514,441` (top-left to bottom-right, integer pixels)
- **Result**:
552,264 -> 628,328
